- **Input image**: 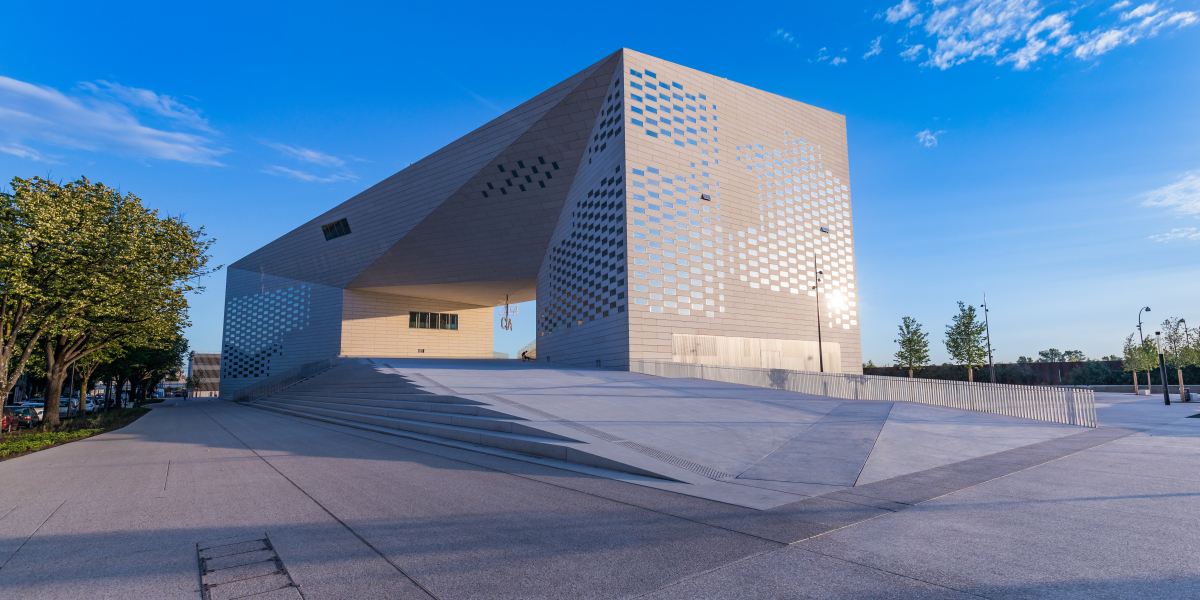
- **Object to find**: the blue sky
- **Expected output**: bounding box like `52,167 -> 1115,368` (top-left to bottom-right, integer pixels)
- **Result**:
3,1 -> 1197,364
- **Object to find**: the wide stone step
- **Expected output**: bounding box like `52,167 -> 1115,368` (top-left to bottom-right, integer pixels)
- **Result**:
254,399 -> 580,456
268,393 -> 510,418
250,402 -> 676,481
256,398 -> 576,441
280,391 -> 482,405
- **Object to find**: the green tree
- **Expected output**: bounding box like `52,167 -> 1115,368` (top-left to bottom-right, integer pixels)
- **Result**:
1017,356 -> 1033,363
1062,350 -> 1086,362
1162,317 -> 1196,399
0,181 -> 118,402
10,177 -> 215,425
945,301 -> 988,382
1037,348 -> 1064,362
894,316 -> 930,378
1122,333 -> 1158,392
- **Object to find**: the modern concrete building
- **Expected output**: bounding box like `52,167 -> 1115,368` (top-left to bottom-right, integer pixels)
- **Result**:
220,48 -> 860,398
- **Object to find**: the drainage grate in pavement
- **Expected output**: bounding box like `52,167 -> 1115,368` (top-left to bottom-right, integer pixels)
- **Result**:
197,533 -> 301,600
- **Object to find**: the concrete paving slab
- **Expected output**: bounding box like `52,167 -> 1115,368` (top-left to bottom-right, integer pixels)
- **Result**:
375,359 -> 1092,503
2,385 -> 1198,598
737,402 -> 892,485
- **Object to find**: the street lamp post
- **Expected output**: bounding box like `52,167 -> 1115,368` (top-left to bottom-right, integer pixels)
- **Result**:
812,268 -> 824,373
981,294 -> 995,383
1138,306 -> 1151,343
1156,331 -> 1170,405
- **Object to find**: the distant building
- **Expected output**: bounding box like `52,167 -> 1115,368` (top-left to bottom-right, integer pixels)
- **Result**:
188,353 -> 221,397
220,49 -> 861,398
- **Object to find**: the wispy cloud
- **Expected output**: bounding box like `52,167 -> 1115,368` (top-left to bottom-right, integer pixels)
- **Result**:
1076,6 -> 1198,59
1140,169 -> 1200,215
77,80 -> 215,132
901,44 -> 926,60
261,165 -> 355,183
864,36 -> 885,58
0,75 -> 226,164
773,29 -> 802,49
916,129 -> 944,147
1104,1 -> 1133,14
0,142 -> 58,163
1149,227 -> 1200,242
260,141 -> 357,183
262,141 -> 345,167
876,0 -> 1197,70
879,0 -> 919,23
831,56 -> 848,65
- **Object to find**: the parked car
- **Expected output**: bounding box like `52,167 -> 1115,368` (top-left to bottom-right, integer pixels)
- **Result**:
18,403 -> 45,421
11,406 -> 38,428
59,399 -> 81,418
1,407 -> 17,432
83,397 -> 97,414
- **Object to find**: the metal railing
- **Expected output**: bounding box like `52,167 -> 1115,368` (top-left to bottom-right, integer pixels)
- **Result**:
630,360 -> 1097,427
229,357 -> 342,404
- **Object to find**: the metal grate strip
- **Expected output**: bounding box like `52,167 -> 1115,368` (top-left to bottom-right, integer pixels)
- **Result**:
197,533 -> 301,600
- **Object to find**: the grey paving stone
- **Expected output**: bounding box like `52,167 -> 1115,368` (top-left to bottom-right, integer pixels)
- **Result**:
737,402 -> 892,486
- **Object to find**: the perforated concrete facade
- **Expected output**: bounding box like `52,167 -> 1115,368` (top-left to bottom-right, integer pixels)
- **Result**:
220,48 -> 861,397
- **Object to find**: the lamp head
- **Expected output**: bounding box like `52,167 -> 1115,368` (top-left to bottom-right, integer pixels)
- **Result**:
1145,306 -> 1151,311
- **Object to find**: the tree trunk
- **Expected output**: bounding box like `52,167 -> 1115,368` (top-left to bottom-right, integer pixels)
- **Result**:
1133,371 -> 1138,394
1145,371 -> 1152,393
42,364 -> 70,427
908,368 -> 913,378
1179,369 -> 1187,401
967,367 -> 974,383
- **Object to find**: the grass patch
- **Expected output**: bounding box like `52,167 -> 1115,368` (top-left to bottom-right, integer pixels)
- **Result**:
1,407 -> 150,461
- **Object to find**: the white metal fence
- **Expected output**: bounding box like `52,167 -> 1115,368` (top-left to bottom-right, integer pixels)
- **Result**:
229,357 -> 341,404
630,360 -> 1097,428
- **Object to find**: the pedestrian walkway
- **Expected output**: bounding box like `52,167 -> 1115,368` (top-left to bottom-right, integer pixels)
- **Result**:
0,375 -> 1196,598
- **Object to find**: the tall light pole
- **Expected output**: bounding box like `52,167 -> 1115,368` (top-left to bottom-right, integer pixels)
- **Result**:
1138,306 -> 1151,343
812,268 -> 824,373
981,294 -> 995,383
1156,331 -> 1170,405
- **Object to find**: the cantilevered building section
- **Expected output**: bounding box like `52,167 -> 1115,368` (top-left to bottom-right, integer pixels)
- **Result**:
219,48 -> 860,397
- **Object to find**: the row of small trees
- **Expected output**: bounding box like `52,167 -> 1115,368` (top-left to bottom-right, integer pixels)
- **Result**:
893,301 -> 989,381
888,305 -> 1196,390
1122,318 -> 1197,392
1,176 -> 214,425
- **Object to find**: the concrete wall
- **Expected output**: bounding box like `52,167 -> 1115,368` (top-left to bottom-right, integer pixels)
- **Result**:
535,53 -> 632,368
218,268 -> 343,398
619,49 -> 862,373
340,290 -> 493,358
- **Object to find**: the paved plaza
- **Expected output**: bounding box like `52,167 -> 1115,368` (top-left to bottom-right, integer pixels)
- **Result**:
0,365 -> 1198,599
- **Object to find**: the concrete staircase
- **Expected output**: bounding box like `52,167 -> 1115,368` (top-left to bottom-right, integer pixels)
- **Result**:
249,361 -> 669,479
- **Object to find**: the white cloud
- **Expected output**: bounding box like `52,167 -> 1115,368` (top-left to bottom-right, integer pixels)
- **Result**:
916,129 -> 945,146
261,165 -> 355,183
999,12 -> 1076,69
880,0 -> 920,23
901,44 -> 926,60
0,142 -> 58,163
1149,227 -> 1200,242
1076,7 -> 1197,59
0,75 -> 226,164
260,141 -> 357,183
1140,170 -> 1200,215
262,141 -> 345,167
773,29 -> 802,49
864,36 -> 885,58
77,80 -> 214,132
876,0 -> 1198,70
1121,2 -> 1159,20
831,56 -> 848,65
